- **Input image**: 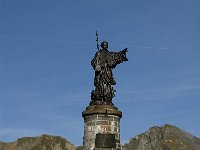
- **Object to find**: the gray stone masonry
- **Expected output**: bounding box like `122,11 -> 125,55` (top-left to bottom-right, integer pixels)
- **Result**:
82,105 -> 122,150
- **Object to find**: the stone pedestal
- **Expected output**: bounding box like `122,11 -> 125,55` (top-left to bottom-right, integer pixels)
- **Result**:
82,105 -> 122,150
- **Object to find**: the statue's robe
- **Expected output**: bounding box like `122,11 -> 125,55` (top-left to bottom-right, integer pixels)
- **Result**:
91,49 -> 127,103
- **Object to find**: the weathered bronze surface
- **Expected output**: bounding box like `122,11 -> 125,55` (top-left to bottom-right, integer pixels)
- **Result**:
90,41 -> 128,105
95,133 -> 116,148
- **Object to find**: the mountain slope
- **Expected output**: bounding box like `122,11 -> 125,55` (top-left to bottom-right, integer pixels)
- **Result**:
0,134 -> 76,150
123,124 -> 200,150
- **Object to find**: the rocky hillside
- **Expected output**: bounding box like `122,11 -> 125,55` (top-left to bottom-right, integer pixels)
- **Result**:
0,134 -> 76,150
1,124 -> 200,150
123,124 -> 200,150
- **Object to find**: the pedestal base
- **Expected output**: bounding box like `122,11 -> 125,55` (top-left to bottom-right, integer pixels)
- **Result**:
82,105 -> 122,150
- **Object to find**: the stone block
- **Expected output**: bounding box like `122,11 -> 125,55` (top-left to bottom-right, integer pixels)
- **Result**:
82,105 -> 122,150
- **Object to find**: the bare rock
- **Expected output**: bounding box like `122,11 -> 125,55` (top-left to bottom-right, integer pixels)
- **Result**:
0,134 -> 76,150
123,124 -> 200,150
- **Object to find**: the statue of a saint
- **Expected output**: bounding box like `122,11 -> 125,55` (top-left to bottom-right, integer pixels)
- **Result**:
90,41 -> 128,105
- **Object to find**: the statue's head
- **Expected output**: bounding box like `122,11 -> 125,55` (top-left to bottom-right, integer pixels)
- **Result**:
100,41 -> 108,50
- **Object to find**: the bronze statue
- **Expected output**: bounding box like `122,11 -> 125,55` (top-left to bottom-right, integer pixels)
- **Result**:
90,41 -> 128,105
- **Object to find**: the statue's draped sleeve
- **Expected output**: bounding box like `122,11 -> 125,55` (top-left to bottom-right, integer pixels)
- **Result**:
107,50 -> 128,68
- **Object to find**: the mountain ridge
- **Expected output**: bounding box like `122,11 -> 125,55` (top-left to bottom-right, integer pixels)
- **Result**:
1,124 -> 200,150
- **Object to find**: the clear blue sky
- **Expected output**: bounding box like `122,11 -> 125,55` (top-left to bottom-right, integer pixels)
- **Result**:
0,0 -> 200,146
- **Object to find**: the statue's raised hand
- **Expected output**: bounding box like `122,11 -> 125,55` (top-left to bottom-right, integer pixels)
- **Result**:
122,48 -> 128,53
120,48 -> 128,61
